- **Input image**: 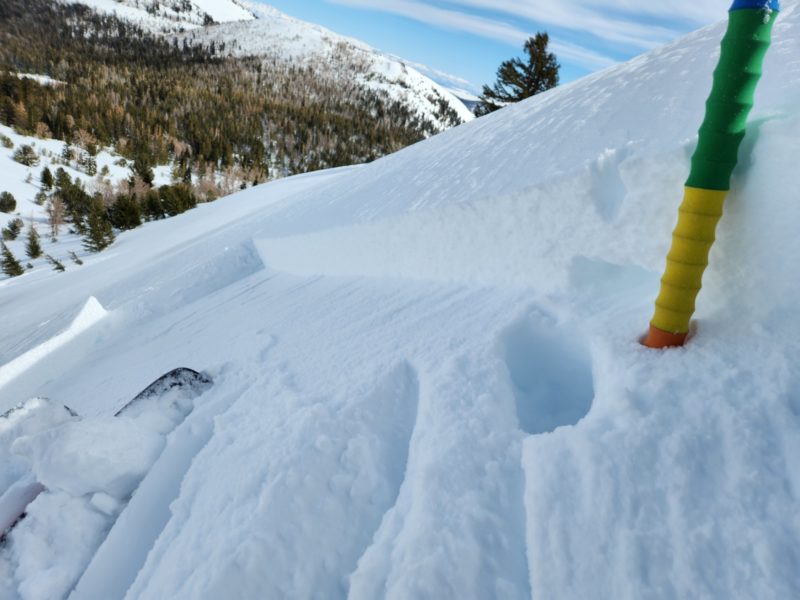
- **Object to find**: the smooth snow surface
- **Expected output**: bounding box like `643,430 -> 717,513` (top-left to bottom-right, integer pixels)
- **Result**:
2,3 -> 800,599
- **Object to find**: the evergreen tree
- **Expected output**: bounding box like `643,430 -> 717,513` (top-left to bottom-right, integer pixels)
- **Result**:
131,155 -> 155,187
1,242 -> 24,277
58,179 -> 94,234
0,191 -> 16,212
142,189 -> 165,221
61,143 -> 74,162
41,166 -> 54,190
45,254 -> 66,272
13,144 -> 39,166
69,250 -> 83,265
79,153 -> 97,176
2,218 -> 23,241
55,168 -> 71,191
182,162 -> 193,185
82,199 -> 115,252
160,184 -> 196,216
474,33 -> 559,117
25,223 -> 43,259
109,194 -> 142,230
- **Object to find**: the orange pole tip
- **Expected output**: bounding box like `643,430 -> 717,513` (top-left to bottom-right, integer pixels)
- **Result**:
642,325 -> 688,349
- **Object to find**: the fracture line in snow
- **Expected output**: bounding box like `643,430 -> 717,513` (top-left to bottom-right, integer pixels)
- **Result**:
0,297 -> 107,391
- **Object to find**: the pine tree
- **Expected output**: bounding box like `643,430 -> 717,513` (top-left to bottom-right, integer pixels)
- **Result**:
45,254 -> 66,272
41,166 -> 53,191
1,242 -> 24,277
0,191 -> 16,213
182,162 -> 193,185
2,218 -> 24,241
474,33 -> 560,117
55,168 -> 71,191
69,250 -> 83,265
109,194 -> 142,230
25,223 -> 43,259
13,144 -> 39,166
82,199 -> 115,252
131,155 -> 155,187
61,143 -> 74,163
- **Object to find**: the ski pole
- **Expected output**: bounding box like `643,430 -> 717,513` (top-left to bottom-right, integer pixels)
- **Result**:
644,0 -> 780,349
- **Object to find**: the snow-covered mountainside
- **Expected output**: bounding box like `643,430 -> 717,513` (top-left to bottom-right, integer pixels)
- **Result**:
2,2 -> 800,600
64,0 -> 256,30
66,0 -> 471,129
182,2 -> 474,127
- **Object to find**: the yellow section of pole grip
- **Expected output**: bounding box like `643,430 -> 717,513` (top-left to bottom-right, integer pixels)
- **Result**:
650,186 -> 728,334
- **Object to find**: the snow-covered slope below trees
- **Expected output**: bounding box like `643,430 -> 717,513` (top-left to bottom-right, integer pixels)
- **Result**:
2,2 -> 800,600
64,0 -> 472,130
0,123 -> 173,278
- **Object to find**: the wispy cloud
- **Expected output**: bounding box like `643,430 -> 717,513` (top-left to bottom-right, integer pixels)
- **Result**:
330,0 -> 533,44
391,56 -> 474,88
444,0 -> 684,48
327,0 -> 730,72
329,0 -> 619,70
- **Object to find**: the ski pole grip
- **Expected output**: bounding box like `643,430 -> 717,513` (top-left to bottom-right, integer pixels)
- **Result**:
687,1 -> 779,191
644,1 -> 779,347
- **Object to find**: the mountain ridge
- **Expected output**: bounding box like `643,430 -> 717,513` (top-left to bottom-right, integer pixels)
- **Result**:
65,0 -> 472,128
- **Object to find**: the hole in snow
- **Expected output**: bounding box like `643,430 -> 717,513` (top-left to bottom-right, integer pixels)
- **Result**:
498,315 -> 594,435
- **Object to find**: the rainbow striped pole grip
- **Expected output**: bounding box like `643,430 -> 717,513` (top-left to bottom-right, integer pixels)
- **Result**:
644,0 -> 780,349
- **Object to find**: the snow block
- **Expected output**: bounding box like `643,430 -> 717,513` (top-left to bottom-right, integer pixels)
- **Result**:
1,398 -> 78,495
12,418 -> 165,499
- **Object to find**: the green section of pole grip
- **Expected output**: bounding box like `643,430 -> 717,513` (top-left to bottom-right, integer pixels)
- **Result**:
686,8 -> 777,191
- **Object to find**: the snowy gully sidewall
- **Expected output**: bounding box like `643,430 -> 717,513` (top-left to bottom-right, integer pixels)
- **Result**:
648,1 -> 779,341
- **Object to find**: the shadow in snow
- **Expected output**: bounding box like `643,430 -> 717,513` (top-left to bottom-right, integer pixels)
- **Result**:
498,315 -> 594,435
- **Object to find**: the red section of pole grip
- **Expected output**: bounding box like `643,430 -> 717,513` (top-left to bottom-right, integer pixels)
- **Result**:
642,325 -> 688,349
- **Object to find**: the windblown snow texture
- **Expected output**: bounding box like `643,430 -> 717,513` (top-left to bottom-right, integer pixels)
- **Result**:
1,2 -> 800,599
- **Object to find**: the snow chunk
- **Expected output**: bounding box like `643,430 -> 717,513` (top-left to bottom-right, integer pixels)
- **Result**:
0,398 -> 76,495
90,492 -> 123,517
12,418 -> 164,499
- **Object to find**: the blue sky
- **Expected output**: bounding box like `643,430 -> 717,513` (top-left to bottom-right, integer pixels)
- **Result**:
257,0 -> 732,94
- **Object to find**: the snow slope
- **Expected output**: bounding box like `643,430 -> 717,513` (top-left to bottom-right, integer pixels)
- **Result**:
2,3 -> 800,599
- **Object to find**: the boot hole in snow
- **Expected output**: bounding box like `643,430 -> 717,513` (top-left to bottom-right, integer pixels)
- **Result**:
498,316 -> 594,435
